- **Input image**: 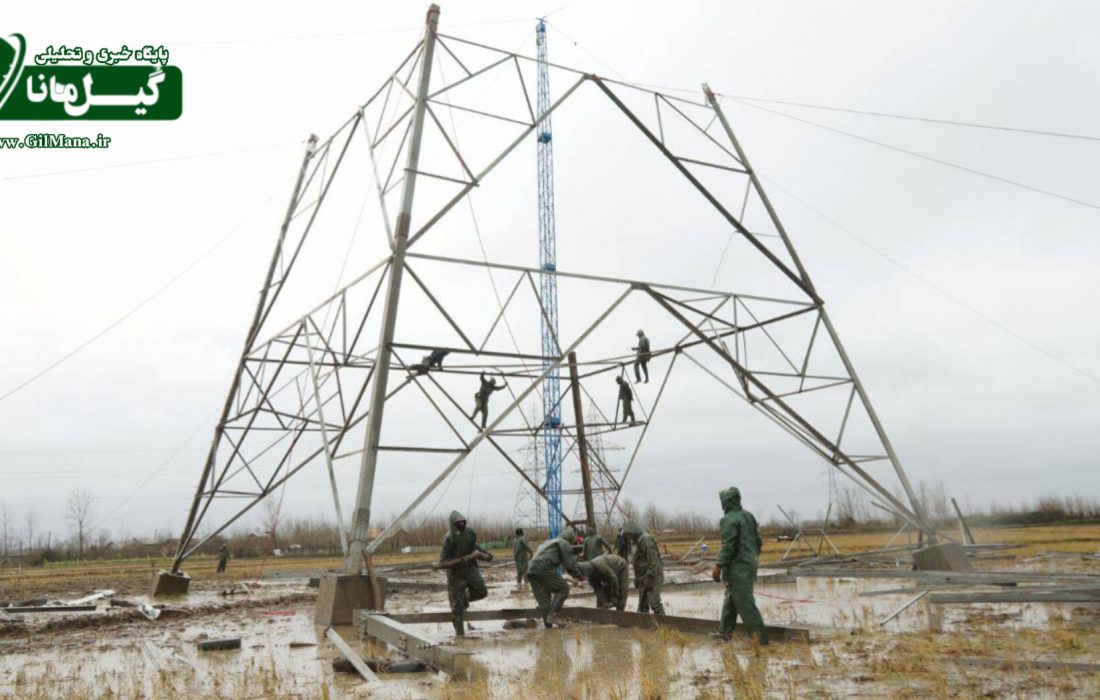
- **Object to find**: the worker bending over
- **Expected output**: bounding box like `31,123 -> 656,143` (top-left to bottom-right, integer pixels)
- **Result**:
578,553 -> 629,610
526,526 -> 583,627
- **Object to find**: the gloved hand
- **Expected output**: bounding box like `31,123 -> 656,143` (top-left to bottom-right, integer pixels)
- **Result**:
642,575 -> 655,591
711,564 -> 721,582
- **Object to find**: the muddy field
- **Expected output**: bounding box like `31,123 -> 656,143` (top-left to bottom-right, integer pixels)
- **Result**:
1,524 -> 1098,698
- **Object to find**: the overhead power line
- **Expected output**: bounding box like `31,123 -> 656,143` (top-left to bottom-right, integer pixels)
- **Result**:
0,181 -> 291,404
723,95 -> 1100,143
0,141 -> 301,183
756,173 -> 1100,385
726,97 -> 1100,214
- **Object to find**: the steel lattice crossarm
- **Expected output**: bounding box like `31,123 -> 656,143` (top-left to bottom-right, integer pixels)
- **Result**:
168,4 -> 931,579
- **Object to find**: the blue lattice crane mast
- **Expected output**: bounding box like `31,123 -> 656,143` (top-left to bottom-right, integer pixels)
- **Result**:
535,18 -> 563,538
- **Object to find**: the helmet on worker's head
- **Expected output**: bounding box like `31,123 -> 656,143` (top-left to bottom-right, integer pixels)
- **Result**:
560,526 -> 576,543
577,562 -> 594,579
623,520 -> 643,538
515,528 -> 523,536
636,330 -> 644,336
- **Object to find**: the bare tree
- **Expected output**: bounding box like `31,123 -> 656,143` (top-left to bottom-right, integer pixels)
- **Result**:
66,488 -> 95,559
260,497 -> 281,552
0,503 -> 10,559
24,509 -> 36,555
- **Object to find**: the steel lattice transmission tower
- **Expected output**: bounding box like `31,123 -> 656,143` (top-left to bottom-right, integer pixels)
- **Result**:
153,4 -> 936,603
535,18 -> 564,538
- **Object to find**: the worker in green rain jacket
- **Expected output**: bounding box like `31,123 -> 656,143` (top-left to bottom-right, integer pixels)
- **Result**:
513,528 -> 534,590
580,529 -> 611,561
711,487 -> 768,644
578,553 -> 629,610
439,510 -> 488,637
623,520 -> 665,614
527,526 -> 583,627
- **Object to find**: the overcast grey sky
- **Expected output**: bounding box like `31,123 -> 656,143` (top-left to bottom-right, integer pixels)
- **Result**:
2,0 -> 1097,544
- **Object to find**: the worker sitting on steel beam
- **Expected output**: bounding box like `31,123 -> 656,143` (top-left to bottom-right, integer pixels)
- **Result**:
632,329 -> 651,383
615,375 -> 636,425
412,348 -> 450,375
427,348 -> 449,370
624,520 -> 665,615
578,553 -> 629,611
711,486 -> 768,644
470,371 -> 508,430
526,526 -> 584,628
580,528 -> 612,561
438,510 -> 491,637
513,527 -> 534,592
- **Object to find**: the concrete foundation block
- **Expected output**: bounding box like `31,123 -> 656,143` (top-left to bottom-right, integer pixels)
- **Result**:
151,570 -> 191,596
912,542 -> 973,572
314,574 -> 387,626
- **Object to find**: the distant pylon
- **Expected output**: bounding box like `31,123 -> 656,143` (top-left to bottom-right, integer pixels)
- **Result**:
513,405 -> 545,532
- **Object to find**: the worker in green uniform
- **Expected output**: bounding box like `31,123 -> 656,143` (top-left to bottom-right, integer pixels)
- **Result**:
470,371 -> 507,430
513,527 -> 534,591
580,528 -> 611,561
615,526 -> 630,559
439,510 -> 489,637
711,487 -> 768,644
526,526 -> 583,627
623,520 -> 665,615
216,544 -> 230,574
632,330 -> 651,383
578,553 -> 629,610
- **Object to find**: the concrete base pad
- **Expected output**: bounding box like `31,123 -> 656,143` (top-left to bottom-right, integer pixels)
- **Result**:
912,542 -> 973,572
151,570 -> 191,596
314,574 -> 387,626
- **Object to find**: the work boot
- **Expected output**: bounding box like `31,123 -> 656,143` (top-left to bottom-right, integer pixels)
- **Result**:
453,619 -> 465,637
710,632 -> 732,642
544,613 -> 569,628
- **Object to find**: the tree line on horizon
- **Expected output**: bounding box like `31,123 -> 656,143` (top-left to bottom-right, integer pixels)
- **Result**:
0,482 -> 1097,566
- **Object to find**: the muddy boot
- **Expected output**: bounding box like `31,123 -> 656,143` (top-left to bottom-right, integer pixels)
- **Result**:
453,619 -> 465,637
710,632 -> 732,642
544,613 -> 569,628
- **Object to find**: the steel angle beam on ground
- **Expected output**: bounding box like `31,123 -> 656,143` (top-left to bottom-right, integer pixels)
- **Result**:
555,606 -> 809,643
362,613 -> 473,676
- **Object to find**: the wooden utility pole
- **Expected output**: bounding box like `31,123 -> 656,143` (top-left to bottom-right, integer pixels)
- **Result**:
567,352 -> 596,530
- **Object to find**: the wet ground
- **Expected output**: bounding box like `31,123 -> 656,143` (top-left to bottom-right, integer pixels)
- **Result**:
2,557 -> 1099,699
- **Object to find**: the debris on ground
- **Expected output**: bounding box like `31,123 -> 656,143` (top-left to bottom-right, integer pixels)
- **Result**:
197,638 -> 242,652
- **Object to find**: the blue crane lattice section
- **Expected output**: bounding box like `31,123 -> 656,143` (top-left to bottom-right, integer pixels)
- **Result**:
536,19 -> 563,538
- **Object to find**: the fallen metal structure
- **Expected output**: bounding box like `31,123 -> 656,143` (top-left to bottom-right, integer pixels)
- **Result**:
362,613 -> 474,676
160,3 -> 935,613
375,607 -> 809,643
325,627 -> 381,684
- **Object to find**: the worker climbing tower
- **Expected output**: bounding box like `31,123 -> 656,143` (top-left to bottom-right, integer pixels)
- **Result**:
535,18 -> 564,538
